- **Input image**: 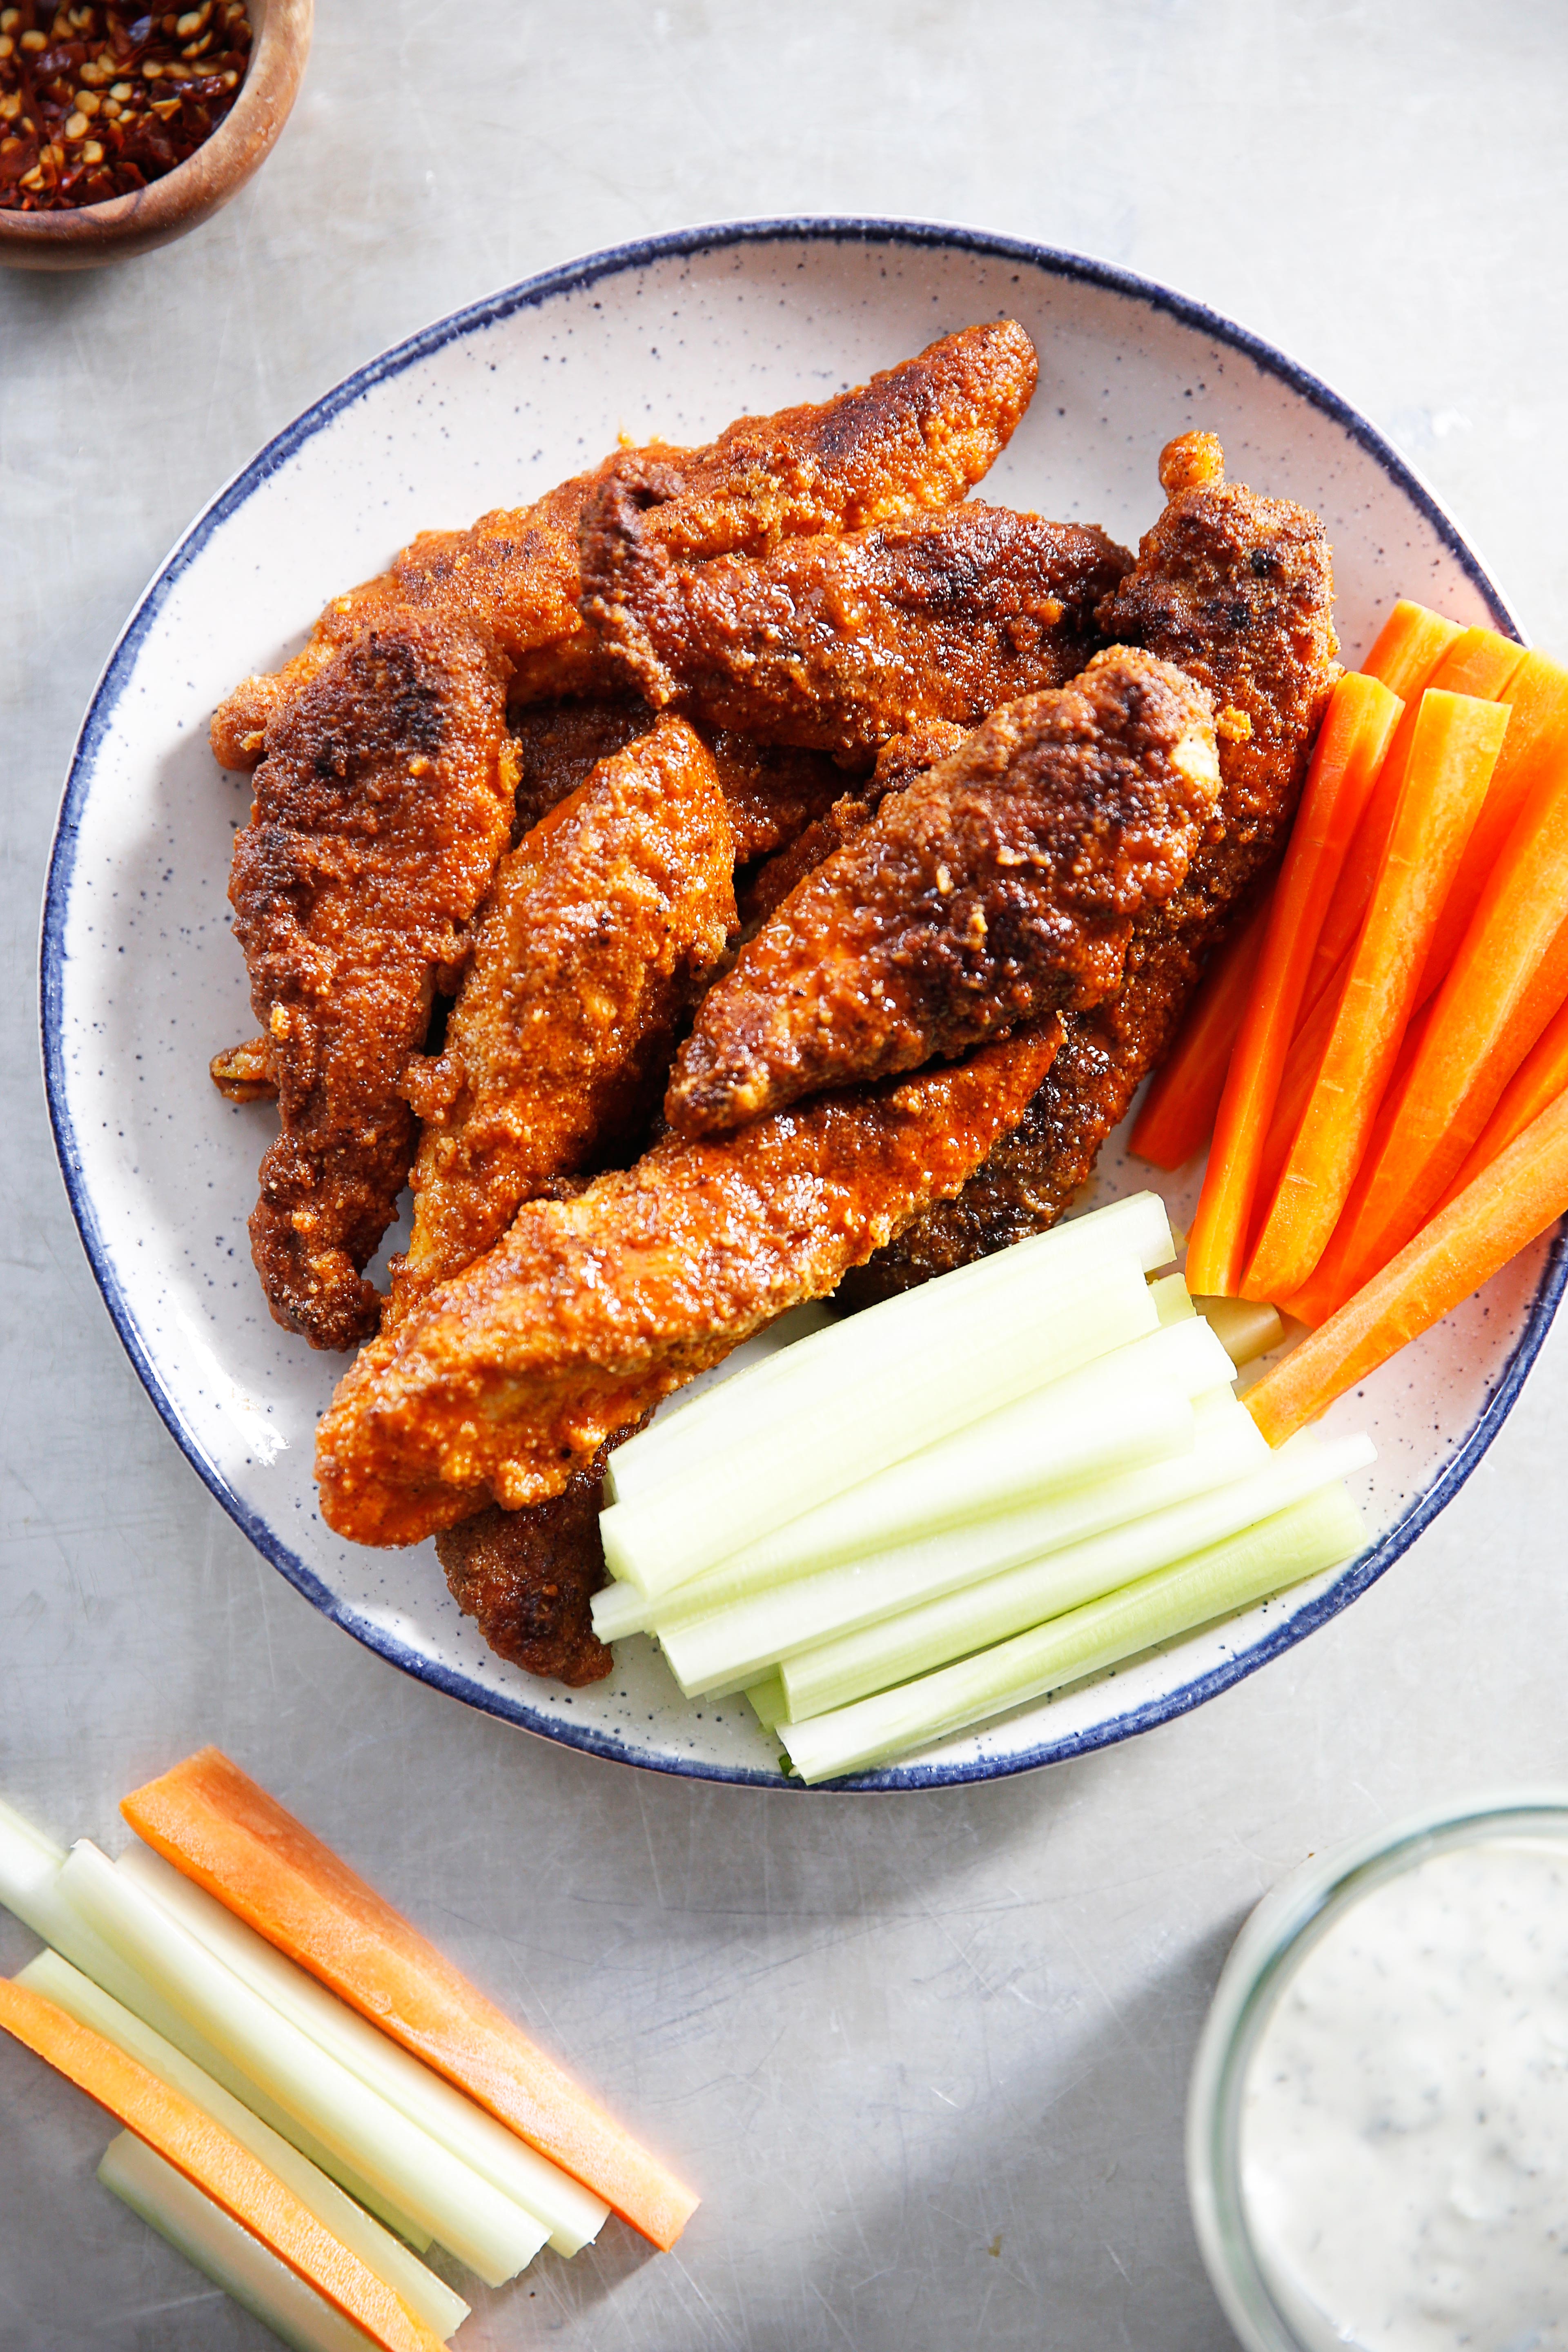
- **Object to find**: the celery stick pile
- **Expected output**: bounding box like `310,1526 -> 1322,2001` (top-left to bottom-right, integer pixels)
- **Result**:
591,1194 -> 1371,1782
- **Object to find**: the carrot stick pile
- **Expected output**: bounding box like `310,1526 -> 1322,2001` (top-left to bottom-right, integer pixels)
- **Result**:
1139,598 -> 1568,1444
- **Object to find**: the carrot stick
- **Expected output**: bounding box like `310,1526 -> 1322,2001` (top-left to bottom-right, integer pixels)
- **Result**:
1439,987 -> 1568,1209
1281,998 -> 1440,1328
1244,1084 -> 1568,1448
1359,599 -> 1464,695
1301,701 -> 1568,1307
1183,673 -> 1402,1292
1427,625 -> 1528,706
1242,691 -> 1508,1302
0,1979 -> 442,2352
1296,607 -> 1474,1020
122,1750 -> 698,2251
1129,893 -> 1271,1170
1247,949 -> 1350,1233
1411,648 -> 1568,1007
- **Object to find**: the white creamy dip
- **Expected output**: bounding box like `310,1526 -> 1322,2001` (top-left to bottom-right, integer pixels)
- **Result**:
1239,1836 -> 1568,2351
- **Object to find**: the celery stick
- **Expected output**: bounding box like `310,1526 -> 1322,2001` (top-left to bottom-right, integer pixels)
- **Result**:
99,2131 -> 385,2352
117,1846 -> 607,2259
1148,1270 -> 1197,1325
603,1253 -> 1160,1599
607,1189 -> 1176,1514
19,1952 -> 468,2341
781,1430 -> 1374,1719
0,1799 -> 428,2250
745,1677 -> 789,1733
58,1840 -> 549,2287
594,1313 -> 1237,1646
1193,1294 -> 1285,1368
779,1484 -> 1368,1782
655,1392 -> 1265,1698
0,1800 -> 425,2243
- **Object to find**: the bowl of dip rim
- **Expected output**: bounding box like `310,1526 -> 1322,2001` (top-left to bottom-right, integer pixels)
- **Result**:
0,0 -> 311,272
1185,1786 -> 1568,2352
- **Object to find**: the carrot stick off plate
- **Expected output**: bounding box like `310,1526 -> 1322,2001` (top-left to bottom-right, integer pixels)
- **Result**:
1303,698 -> 1568,1306
1243,690 -> 1508,1303
122,1750 -> 698,2250
0,1980 -> 444,2352
1183,671 -> 1401,1292
1244,1086 -> 1568,1449
1129,893 -> 1271,1171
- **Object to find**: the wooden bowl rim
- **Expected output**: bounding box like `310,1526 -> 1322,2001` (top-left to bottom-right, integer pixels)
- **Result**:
0,0 -> 312,263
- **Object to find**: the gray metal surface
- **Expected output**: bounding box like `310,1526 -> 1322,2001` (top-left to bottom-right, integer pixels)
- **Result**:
3,4 -> 1567,2345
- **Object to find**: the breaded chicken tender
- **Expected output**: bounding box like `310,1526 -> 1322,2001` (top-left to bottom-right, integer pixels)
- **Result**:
232,617 -> 517,1352
579,486 -> 1131,755
666,648 -> 1220,1135
849,432 -> 1340,1299
391,718 -> 736,1316
315,1024 -> 1063,1546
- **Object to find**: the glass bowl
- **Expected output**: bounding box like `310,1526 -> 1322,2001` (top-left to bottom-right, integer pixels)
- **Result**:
1186,1788 -> 1568,2352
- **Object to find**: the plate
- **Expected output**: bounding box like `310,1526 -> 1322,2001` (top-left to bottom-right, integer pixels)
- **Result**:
42,217 -> 1562,1791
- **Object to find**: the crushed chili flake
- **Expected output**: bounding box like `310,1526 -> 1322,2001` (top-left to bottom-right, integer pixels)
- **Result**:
0,0 -> 250,209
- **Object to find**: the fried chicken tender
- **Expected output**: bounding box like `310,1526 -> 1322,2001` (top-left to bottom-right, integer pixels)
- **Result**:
390,718 -> 737,1316
848,432 -> 1339,1300
436,1468 -> 617,1688
579,486 -> 1131,756
232,617 -> 517,1351
211,321 -> 1040,770
666,648 -> 1221,1136
315,1024 -> 1063,1546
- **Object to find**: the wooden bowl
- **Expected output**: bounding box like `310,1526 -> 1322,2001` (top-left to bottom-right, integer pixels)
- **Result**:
0,0 -> 311,270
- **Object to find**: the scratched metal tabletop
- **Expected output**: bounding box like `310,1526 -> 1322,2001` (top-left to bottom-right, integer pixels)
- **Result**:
4,4 -> 1567,2345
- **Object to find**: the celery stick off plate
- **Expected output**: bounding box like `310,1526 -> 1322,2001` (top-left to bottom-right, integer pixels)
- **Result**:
42,217 -> 1558,1789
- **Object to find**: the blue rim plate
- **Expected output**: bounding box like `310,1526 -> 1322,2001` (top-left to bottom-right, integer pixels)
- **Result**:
40,216 -> 1564,1791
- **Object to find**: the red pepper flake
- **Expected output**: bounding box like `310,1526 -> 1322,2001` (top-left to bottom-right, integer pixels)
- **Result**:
0,0 -> 250,209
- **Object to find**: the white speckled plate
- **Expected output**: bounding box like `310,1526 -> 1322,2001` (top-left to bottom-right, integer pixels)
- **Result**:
42,218 -> 1559,1791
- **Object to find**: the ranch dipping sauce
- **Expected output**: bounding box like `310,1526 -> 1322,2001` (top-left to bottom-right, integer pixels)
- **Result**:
1238,1834 -> 1568,2350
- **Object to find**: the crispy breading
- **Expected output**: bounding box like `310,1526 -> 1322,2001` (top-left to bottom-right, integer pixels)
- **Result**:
211,321 -> 1040,770
579,486 -> 1131,755
315,1024 -> 1062,1546
847,434 -> 1339,1300
390,718 -> 736,1317
666,649 -> 1220,1136
232,616 -> 517,1351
